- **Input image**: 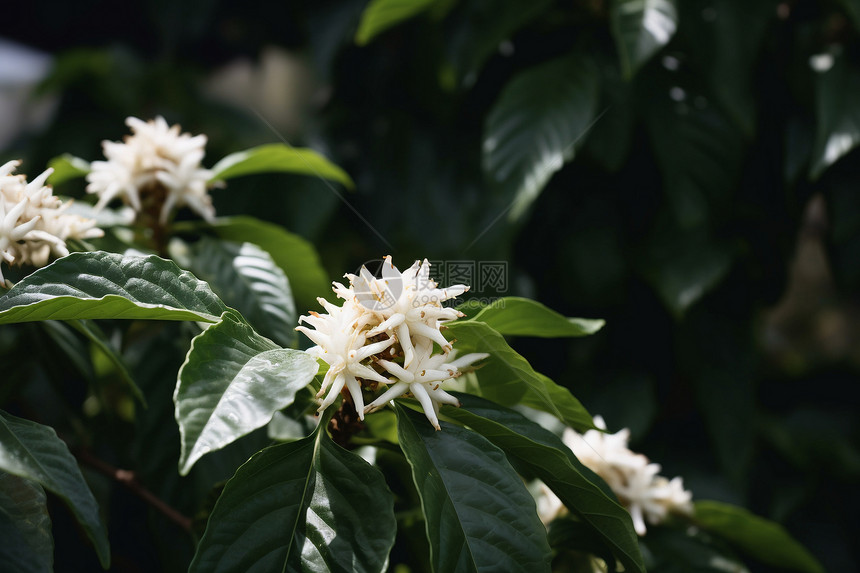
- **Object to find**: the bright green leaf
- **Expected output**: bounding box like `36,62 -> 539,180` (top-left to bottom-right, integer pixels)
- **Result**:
811,51 -> 860,178
0,252 -> 228,325
445,320 -> 594,430
0,411 -> 110,568
446,394 -> 645,573
0,472 -> 53,573
209,144 -> 354,189
190,425 -> 396,572
465,297 -> 604,337
186,237 -> 297,347
610,0 -> 678,78
694,500 -> 824,573
203,216 -> 331,311
395,404 -> 552,573
175,311 -> 318,475
46,154 -> 90,186
355,0 -> 438,45
483,53 -> 599,221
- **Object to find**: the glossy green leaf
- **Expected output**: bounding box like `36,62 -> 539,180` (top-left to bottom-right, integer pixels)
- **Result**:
0,472 -> 53,573
209,144 -> 354,189
483,53 -> 599,221
445,320 -> 594,430
190,425 -> 396,572
186,237 -> 297,347
465,297 -> 604,337
639,526 -> 750,573
610,0 -> 678,78
811,51 -> 860,178
204,216 -> 331,311
694,500 -> 824,573
355,0 -> 438,45
175,311 -> 318,475
46,154 -> 90,186
395,404 -> 552,573
446,394 -> 645,573
0,411 -> 109,568
0,252 -> 228,325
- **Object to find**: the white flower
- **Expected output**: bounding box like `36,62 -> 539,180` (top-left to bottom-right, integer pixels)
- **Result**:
0,160 -> 102,286
334,256 -> 468,368
86,116 -> 215,224
296,297 -> 394,420
562,416 -> 693,535
297,257 -> 483,428
365,339 -> 488,430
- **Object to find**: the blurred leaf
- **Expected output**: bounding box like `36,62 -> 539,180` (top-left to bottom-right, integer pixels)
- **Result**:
46,154 -> 91,186
185,237 -> 297,347
355,0 -> 439,45
175,311 -> 318,475
640,525 -> 749,573
446,0 -> 553,86
611,0 -> 678,78
0,252 -> 227,325
483,53 -> 599,220
190,424 -> 395,572
446,321 -> 594,430
69,319 -> 145,404
395,404 -> 552,573
203,216 -> 331,311
0,472 -> 53,573
584,62 -> 635,171
0,411 -> 110,568
447,394 -> 645,573
811,51 -> 860,178
694,501 -> 824,573
463,297 -> 604,337
209,144 -> 354,189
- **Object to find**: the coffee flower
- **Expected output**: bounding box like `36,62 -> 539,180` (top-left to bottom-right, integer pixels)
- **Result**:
0,160 -> 103,286
297,257 -> 483,428
86,116 -> 215,224
536,416 -> 693,535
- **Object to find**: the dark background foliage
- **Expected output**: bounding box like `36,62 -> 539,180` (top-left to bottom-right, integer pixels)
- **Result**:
1,0 -> 858,571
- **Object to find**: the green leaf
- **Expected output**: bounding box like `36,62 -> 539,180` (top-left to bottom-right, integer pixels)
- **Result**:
190,425 -> 396,572
694,500 -> 824,573
811,51 -> 860,178
445,320 -> 594,430
483,53 -> 599,221
355,0 -> 438,45
46,154 -> 90,186
209,144 -> 354,189
610,0 -> 678,78
203,216 -> 331,311
447,394 -> 646,573
0,411 -> 110,568
0,252 -> 228,325
175,311 -> 318,475
186,237 -> 297,347
446,0 -> 553,86
0,472 -> 53,573
395,404 -> 552,573
69,319 -> 145,404
639,526 -> 750,573
466,297 -> 604,337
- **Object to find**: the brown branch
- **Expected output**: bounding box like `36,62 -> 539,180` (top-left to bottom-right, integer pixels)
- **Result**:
75,448 -> 192,533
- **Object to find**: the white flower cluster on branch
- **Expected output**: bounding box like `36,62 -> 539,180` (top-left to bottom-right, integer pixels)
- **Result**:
0,160 -> 103,286
297,256 -> 487,429
539,416 -> 693,536
86,116 -> 216,224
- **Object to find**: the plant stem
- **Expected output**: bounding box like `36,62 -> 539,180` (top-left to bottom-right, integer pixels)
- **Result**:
74,447 -> 192,533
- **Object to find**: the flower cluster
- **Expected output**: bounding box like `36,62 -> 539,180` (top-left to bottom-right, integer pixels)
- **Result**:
538,416 -> 693,536
0,160 -> 103,286
297,256 -> 487,429
86,116 -> 215,225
